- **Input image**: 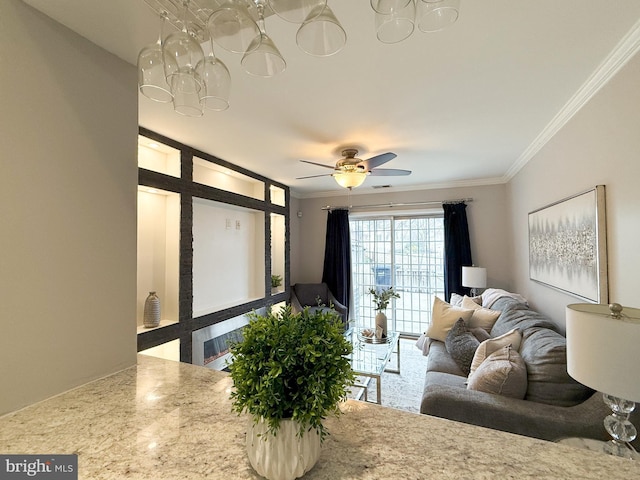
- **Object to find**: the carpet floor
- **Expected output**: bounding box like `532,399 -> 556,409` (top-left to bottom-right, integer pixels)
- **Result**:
349,338 -> 428,413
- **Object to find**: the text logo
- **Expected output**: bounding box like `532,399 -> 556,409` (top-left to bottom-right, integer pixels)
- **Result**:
0,455 -> 77,479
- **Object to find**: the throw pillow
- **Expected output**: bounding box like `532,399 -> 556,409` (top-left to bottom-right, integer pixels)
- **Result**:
445,318 -> 480,375
469,328 -> 522,378
467,345 -> 528,399
426,297 -> 475,342
450,293 -> 464,306
462,296 -> 501,332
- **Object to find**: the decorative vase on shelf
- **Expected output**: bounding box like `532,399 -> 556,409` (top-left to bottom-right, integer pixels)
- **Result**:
143,291 -> 161,328
375,311 -> 387,338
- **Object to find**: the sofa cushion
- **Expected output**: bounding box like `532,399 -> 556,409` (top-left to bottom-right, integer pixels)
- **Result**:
470,327 -> 491,343
490,296 -> 529,314
519,328 -> 593,406
462,296 -> 501,332
467,346 -> 527,399
445,319 -> 480,375
490,306 -> 559,338
426,340 -> 466,377
426,297 -> 475,342
424,370 -> 468,390
469,328 -> 522,378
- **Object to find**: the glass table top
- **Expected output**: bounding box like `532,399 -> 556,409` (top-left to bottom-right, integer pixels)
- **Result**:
345,327 -> 399,377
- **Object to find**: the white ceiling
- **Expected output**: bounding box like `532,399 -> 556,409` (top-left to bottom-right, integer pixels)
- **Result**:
22,0 -> 640,197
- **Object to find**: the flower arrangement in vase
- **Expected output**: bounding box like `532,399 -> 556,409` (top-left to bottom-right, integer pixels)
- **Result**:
368,286 -> 400,338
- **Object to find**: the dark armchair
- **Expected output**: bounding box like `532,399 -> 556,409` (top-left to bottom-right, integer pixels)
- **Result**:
290,283 -> 348,326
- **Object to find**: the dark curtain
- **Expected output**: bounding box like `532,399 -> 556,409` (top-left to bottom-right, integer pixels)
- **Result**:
443,202 -> 472,301
321,209 -> 351,316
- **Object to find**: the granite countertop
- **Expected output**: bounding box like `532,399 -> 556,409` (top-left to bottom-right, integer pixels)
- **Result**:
2,355 -> 639,479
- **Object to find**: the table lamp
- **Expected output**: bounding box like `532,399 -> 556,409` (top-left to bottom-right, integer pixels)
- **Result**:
566,302 -> 640,459
462,266 -> 487,297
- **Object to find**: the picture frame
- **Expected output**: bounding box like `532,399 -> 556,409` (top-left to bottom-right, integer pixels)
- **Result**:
528,185 -> 608,303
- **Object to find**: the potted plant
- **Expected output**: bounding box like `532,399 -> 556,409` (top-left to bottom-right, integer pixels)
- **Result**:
270,274 -> 283,293
368,286 -> 400,338
228,305 -> 354,480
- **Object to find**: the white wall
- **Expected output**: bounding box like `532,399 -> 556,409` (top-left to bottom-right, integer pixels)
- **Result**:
0,0 -> 138,415
192,199 -> 265,316
507,51 -> 640,328
293,184 -> 510,291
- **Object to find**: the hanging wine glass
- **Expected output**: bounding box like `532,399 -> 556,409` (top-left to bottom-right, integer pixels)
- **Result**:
371,0 -> 412,15
417,0 -> 460,33
207,0 -> 260,54
241,2 -> 286,77
163,0 -> 205,116
375,0 -> 415,44
296,3 -> 346,56
268,0 -> 326,24
138,12 -> 173,103
197,37 -> 231,111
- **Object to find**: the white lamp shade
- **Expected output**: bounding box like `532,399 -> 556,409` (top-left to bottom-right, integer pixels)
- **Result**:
566,303 -> 640,403
462,266 -> 486,289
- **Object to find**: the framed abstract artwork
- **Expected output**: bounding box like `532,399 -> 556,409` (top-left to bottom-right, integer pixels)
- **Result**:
528,185 -> 608,303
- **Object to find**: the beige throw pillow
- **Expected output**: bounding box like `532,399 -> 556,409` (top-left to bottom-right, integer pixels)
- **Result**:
426,297 -> 475,342
467,345 -> 528,399
462,296 -> 501,332
469,328 -> 522,378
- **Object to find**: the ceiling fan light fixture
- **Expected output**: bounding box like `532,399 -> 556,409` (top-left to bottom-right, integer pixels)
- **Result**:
334,171 -> 367,189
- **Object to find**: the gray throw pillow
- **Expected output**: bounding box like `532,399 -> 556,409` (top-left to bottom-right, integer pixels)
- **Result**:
445,318 -> 480,375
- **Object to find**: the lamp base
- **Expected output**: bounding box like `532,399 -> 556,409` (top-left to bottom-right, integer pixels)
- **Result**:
602,439 -> 639,460
602,393 -> 639,460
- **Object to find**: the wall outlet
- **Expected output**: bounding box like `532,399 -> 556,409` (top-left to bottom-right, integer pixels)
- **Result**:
236,220 -> 241,230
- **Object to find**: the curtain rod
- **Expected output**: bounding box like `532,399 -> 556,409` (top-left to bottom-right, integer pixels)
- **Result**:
320,198 -> 473,211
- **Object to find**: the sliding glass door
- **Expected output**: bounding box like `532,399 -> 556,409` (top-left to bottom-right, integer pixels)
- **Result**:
350,215 -> 445,336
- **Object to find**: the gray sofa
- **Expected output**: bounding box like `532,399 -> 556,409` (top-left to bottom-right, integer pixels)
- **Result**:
420,295 -> 639,447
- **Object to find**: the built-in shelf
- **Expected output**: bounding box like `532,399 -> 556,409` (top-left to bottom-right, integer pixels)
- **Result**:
136,127 -> 290,364
136,320 -> 179,335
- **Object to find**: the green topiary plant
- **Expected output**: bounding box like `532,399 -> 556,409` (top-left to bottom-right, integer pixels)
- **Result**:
228,305 -> 354,440
270,274 -> 283,288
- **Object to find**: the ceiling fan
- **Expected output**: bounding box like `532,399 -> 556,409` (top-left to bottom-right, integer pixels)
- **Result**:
297,148 -> 412,189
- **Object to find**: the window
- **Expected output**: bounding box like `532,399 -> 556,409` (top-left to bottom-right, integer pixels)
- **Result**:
350,215 -> 445,336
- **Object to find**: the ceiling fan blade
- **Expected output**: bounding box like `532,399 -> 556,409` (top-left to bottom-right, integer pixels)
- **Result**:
368,168 -> 411,176
359,152 -> 397,171
296,173 -> 334,180
300,159 -> 335,170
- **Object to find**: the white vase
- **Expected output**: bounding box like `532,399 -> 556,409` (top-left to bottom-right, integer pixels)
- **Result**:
246,417 -> 321,480
143,291 -> 160,328
375,311 -> 388,338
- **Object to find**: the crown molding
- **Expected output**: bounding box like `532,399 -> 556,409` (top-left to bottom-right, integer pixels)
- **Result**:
293,20 -> 640,200
504,18 -> 640,181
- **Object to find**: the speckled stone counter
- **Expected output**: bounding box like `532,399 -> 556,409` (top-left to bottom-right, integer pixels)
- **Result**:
2,355 -> 639,479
